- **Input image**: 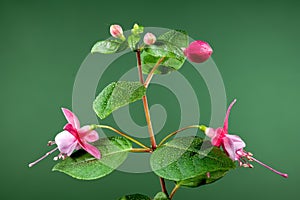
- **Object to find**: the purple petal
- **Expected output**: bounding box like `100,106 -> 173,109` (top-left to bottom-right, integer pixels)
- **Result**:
81,142 -> 101,159
223,99 -> 237,133
61,108 -> 80,129
222,136 -> 237,161
55,131 -> 78,156
226,134 -> 246,150
78,125 -> 99,143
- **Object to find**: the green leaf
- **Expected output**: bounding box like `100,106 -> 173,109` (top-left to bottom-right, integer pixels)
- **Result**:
158,30 -> 188,48
93,81 -> 146,119
128,34 -> 141,51
119,194 -> 151,200
154,192 -> 169,200
91,39 -> 128,54
52,137 -> 132,180
141,41 -> 186,74
140,29 -> 188,74
150,136 -> 235,188
144,40 -> 184,58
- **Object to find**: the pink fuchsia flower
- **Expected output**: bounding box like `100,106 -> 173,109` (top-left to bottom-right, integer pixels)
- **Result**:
183,40 -> 213,63
55,108 -> 100,158
201,99 -> 288,178
110,24 -> 125,40
143,32 -> 156,45
29,108 -> 100,167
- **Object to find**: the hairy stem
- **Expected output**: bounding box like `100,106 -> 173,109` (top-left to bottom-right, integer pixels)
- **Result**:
158,125 -> 201,147
94,125 -> 150,149
144,57 -> 165,88
169,184 -> 180,199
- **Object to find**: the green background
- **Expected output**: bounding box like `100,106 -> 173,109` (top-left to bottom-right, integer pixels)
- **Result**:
0,0 -> 298,199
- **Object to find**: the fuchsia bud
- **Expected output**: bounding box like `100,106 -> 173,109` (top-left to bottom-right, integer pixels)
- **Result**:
183,40 -> 213,63
143,32 -> 156,45
110,24 -> 125,40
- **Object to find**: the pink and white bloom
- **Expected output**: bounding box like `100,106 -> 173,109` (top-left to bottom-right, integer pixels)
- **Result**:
110,24 -> 125,40
183,40 -> 213,63
55,108 -> 100,159
203,99 -> 288,178
29,108 -> 100,167
143,32 -> 156,45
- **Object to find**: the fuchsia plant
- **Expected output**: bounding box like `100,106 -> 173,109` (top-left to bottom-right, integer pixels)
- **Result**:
29,23 -> 288,200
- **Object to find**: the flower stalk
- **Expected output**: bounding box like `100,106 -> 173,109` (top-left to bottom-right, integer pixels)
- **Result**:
144,57 -> 165,88
158,125 -> 201,147
93,124 -> 150,150
169,184 -> 180,199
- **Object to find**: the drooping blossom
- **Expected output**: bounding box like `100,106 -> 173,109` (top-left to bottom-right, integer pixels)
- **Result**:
202,99 -> 288,178
143,32 -> 156,45
110,24 -> 125,40
29,108 -> 100,167
183,40 -> 213,63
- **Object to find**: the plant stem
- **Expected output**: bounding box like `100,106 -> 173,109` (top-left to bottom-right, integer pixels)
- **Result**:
159,177 -> 169,196
169,184 -> 180,199
142,96 -> 157,149
136,50 -> 157,150
136,49 -> 144,83
158,125 -> 201,147
130,148 -> 152,153
94,125 -> 150,149
144,57 -> 165,88
136,50 -> 167,195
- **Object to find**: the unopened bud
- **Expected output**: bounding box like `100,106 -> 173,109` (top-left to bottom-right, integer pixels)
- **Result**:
143,32 -> 156,45
183,40 -> 213,63
131,23 -> 144,35
110,24 -> 125,40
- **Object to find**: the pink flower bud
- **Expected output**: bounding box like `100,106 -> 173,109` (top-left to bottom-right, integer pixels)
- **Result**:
110,24 -> 125,40
143,32 -> 156,45
183,40 -> 213,63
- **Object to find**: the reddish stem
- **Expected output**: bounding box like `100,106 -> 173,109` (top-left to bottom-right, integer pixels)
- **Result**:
144,57 -> 165,88
160,177 -> 169,196
136,50 -> 167,195
142,96 -> 157,149
136,50 -> 144,83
